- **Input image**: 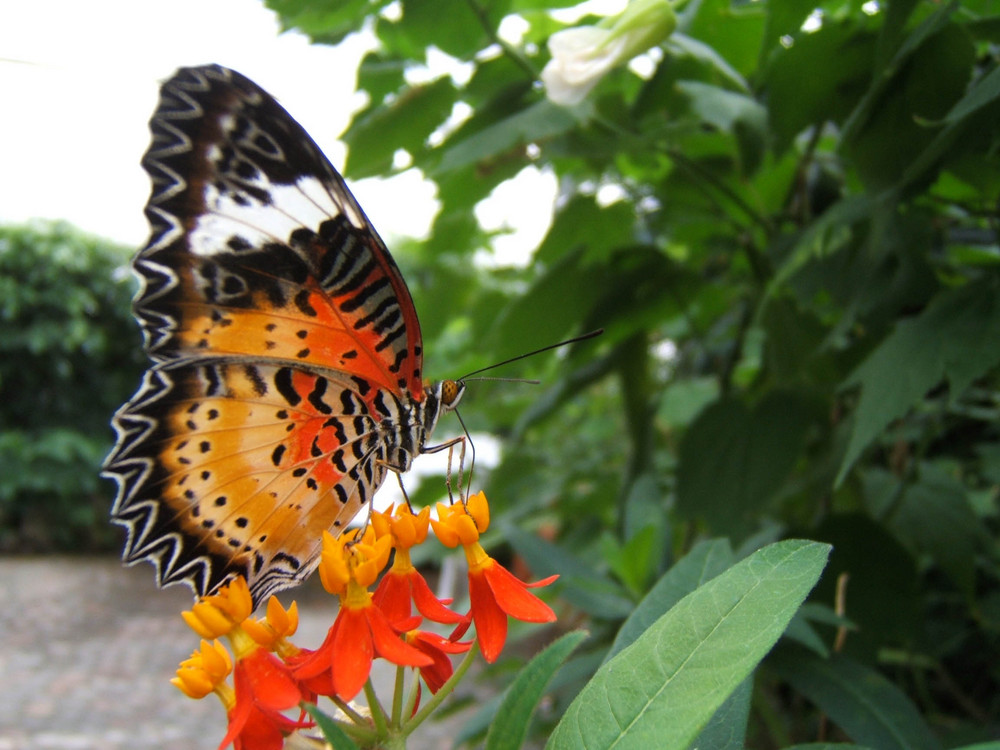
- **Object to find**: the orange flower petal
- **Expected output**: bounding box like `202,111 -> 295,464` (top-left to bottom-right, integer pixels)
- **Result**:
331,607 -> 374,700
240,650 -> 301,711
468,570 -> 508,663
482,561 -> 557,623
365,605 -> 433,668
372,569 -> 412,625
408,570 -> 468,625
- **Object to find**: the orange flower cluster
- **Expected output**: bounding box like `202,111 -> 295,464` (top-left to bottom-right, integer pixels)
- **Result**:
173,492 -> 558,750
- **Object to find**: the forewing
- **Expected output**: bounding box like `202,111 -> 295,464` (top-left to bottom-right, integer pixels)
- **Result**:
135,64 -> 424,396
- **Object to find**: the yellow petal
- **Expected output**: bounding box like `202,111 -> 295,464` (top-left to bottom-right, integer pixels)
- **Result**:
431,516 -> 460,547
466,492 -> 490,532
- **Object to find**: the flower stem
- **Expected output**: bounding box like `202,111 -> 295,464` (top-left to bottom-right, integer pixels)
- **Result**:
364,679 -> 389,736
403,641 -> 480,735
330,695 -> 367,726
391,664 -> 406,726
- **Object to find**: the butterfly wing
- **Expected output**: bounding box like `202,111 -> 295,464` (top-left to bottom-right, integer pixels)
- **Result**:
105,65 -> 428,604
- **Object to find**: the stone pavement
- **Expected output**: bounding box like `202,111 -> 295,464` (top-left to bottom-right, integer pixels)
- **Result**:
0,557 -> 479,750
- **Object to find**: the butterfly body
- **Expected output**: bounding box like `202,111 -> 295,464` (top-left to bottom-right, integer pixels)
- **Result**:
104,65 -> 462,606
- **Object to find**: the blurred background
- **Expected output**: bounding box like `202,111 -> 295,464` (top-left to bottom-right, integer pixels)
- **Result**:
2,0 -> 999,747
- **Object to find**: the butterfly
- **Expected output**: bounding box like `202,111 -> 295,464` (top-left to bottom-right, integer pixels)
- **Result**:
103,65 -> 465,608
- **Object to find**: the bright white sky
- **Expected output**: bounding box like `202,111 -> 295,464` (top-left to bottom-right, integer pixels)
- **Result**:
0,0 -> 558,259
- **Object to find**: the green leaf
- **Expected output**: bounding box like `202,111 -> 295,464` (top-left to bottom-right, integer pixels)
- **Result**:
485,630 -> 589,750
770,649 -> 944,750
343,77 -> 456,178
676,391 -> 818,536
691,677 -> 753,750
676,81 -> 768,174
763,20 -> 877,151
435,100 -> 578,174
811,514 -> 921,658
302,703 -> 360,750
607,538 -> 734,660
266,0 -> 375,44
396,0 -> 502,59
600,526 -> 658,597
535,195 -> 635,266
846,21 -> 975,190
898,62 -> 1000,192
547,540 -> 831,750
891,463 -> 987,599
837,276 -> 1000,483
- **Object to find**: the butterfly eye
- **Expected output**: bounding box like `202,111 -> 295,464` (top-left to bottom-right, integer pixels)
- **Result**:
441,379 -> 465,408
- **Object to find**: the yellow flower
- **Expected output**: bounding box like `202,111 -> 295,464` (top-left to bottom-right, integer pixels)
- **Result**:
242,596 -> 300,655
316,527 -> 391,597
181,577 -> 254,640
171,639 -> 234,701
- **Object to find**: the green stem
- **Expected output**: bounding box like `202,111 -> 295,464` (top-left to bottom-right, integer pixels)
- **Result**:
330,695 -> 368,726
402,669 -> 421,721
463,0 -> 538,79
364,679 -> 389,737
402,641 -> 481,736
390,664 -> 406,727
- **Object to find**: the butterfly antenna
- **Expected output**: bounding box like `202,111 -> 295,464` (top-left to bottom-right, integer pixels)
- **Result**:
458,328 -> 604,380
462,376 -> 542,385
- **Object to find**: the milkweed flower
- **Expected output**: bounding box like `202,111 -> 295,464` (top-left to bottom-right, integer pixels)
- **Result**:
372,504 -> 468,626
219,648 -> 311,750
292,528 -> 432,701
541,0 -> 677,106
242,596 -> 301,659
182,576 -> 255,639
172,639 -> 234,700
178,579 -> 311,750
431,492 -> 559,663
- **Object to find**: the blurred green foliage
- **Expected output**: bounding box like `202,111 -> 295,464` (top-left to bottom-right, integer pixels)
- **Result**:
6,0 -> 1000,744
263,0 -> 1000,745
0,222 -> 143,551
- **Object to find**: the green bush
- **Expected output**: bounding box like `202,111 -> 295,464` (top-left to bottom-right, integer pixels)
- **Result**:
0,221 -> 143,551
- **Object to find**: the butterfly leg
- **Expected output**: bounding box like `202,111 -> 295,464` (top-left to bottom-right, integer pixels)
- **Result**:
421,435 -> 469,504
393,469 -> 415,511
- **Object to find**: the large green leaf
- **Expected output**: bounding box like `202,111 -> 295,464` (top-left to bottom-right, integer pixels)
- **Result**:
547,540 -> 830,750
763,19 -> 876,151
266,0 -> 376,43
607,538 -> 734,660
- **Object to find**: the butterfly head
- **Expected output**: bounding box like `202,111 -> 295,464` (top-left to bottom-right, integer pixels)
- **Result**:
439,379 -> 466,411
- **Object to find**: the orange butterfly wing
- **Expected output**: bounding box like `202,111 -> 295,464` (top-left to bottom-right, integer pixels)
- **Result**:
104,66 -> 446,605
